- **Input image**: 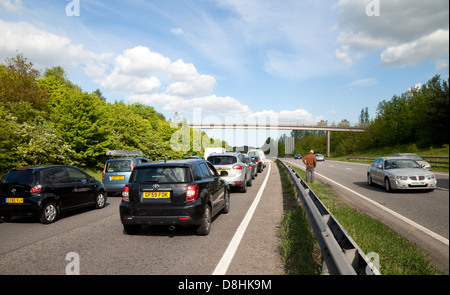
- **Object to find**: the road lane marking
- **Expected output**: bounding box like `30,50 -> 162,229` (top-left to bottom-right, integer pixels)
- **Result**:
285,160 -> 449,246
212,161 -> 272,275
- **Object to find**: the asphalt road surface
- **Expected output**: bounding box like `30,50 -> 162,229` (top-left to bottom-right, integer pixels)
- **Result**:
0,161 -> 284,275
284,158 -> 449,274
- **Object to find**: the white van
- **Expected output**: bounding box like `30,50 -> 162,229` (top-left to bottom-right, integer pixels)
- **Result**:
247,149 -> 266,168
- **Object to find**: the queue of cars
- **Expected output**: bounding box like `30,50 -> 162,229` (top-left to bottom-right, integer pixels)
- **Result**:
0,150 -> 266,236
1,150 -> 437,233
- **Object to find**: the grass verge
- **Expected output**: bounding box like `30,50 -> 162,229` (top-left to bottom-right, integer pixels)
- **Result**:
281,163 -> 441,275
277,161 -> 322,275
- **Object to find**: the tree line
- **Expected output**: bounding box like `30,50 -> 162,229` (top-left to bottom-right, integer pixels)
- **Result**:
277,74 -> 449,157
1,54 -> 222,172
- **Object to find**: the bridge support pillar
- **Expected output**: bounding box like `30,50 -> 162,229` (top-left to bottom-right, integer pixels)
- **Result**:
326,131 -> 331,158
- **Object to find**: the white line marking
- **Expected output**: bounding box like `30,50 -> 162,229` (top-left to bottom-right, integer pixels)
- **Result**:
285,160 -> 449,246
212,161 -> 272,275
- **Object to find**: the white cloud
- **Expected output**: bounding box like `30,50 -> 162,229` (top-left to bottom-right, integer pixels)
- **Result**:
0,0 -> 23,12
0,19 -> 109,72
336,0 -> 449,68
381,29 -> 449,67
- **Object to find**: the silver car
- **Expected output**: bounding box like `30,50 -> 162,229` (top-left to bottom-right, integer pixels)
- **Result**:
367,157 -> 437,192
207,152 -> 252,193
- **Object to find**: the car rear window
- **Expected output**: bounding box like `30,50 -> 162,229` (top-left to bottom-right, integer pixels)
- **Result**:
106,160 -> 133,173
1,169 -> 35,186
131,167 -> 192,183
207,156 -> 237,165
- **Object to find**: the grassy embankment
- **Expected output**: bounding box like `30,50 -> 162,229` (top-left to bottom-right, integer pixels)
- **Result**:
277,160 -> 441,275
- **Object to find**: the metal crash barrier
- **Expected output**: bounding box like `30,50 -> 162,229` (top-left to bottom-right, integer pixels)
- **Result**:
277,159 -> 380,275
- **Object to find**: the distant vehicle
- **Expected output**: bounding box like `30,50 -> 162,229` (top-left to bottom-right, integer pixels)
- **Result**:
102,157 -> 151,195
249,155 -> 263,173
208,152 -> 252,193
294,154 -> 302,159
315,153 -> 325,161
0,165 -> 107,224
392,153 -> 431,170
119,159 -> 230,235
247,149 -> 266,168
367,157 -> 437,192
246,156 -> 256,180
204,147 -> 226,160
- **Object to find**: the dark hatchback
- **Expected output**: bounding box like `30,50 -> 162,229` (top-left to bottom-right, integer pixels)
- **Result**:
120,159 -> 230,235
0,165 -> 107,224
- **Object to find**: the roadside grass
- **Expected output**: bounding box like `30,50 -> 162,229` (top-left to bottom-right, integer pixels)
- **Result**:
277,161 -> 322,275
285,165 -> 441,275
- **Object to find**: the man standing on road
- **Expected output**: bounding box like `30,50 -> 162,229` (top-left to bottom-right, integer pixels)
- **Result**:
302,150 -> 317,183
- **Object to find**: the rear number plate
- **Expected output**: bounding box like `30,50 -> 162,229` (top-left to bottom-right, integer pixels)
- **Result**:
143,192 -> 170,199
6,198 -> 23,204
110,176 -> 125,180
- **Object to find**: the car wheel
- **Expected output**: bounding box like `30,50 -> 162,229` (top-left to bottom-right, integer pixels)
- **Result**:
40,202 -> 58,224
123,224 -> 141,235
384,178 -> 392,192
196,205 -> 211,236
222,189 -> 230,214
367,174 -> 373,186
95,192 -> 106,209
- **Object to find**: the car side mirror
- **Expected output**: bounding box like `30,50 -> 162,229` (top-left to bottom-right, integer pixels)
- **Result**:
219,171 -> 228,177
88,176 -> 96,183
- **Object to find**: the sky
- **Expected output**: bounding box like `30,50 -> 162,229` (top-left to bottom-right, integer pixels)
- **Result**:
1,0 -> 449,147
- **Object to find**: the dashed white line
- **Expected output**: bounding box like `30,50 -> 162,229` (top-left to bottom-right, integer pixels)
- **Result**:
285,160 -> 449,246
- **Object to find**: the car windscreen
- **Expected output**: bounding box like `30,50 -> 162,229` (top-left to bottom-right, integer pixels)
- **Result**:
385,159 -> 422,169
106,160 -> 133,173
207,156 -> 237,165
1,169 -> 35,186
130,167 -> 192,183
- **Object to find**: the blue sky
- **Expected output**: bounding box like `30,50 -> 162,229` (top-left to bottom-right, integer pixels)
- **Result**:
1,0 -> 449,147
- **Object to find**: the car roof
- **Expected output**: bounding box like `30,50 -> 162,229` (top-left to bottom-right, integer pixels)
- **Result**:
207,152 -> 239,157
135,159 -> 206,168
8,165 -> 77,171
377,156 -> 414,160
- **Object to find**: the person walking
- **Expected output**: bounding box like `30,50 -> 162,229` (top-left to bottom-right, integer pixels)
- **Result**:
302,150 -> 317,183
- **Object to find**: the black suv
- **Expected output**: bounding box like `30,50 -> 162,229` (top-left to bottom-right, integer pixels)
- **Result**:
0,165 -> 107,224
120,159 -> 230,235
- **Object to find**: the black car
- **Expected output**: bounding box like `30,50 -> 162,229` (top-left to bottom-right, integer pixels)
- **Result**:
249,155 -> 263,173
0,165 -> 107,224
120,159 -> 230,235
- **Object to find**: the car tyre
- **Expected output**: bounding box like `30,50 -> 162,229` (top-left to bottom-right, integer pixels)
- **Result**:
40,202 -> 58,224
196,205 -> 211,236
95,192 -> 106,209
384,178 -> 392,192
222,189 -> 230,214
367,174 -> 373,186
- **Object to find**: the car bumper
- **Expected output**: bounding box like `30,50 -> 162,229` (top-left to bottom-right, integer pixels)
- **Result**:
103,183 -> 126,193
390,178 -> 437,190
119,201 -> 205,226
0,203 -> 41,218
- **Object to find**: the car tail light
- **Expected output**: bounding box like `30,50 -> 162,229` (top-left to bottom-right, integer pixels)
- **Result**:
186,185 -> 199,202
102,164 -> 106,180
122,186 -> 130,202
30,185 -> 43,193
232,164 -> 242,170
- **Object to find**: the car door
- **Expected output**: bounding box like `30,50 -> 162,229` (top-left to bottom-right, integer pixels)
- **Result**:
371,159 -> 384,183
65,167 -> 96,206
201,162 -> 224,212
43,167 -> 75,209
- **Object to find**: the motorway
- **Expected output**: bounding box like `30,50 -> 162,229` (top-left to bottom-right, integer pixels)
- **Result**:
283,158 -> 449,274
1,158 -> 448,275
0,161 -> 284,275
